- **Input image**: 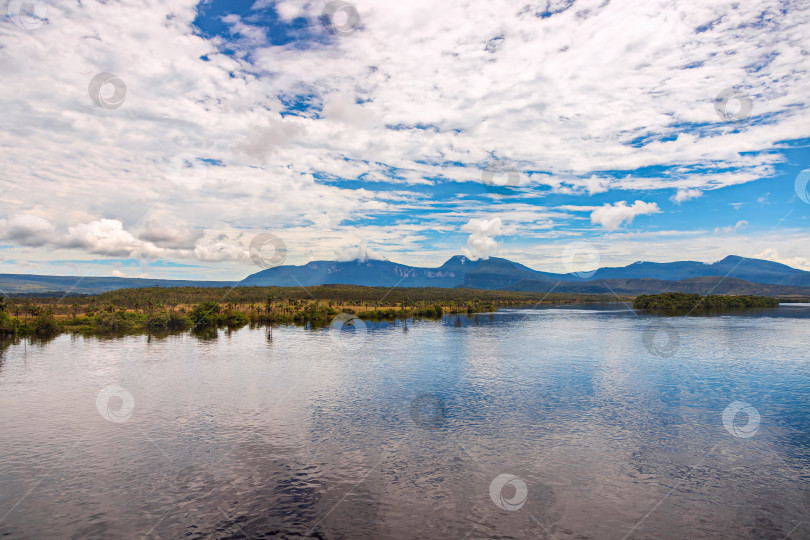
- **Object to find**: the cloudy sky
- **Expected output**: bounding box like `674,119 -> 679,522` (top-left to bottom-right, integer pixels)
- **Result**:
1,0 -> 810,280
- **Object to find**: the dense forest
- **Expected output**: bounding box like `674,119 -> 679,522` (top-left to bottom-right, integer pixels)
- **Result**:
633,293 -> 779,313
0,285 -> 627,338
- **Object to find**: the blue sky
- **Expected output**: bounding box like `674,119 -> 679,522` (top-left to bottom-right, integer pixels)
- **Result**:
1,0 -> 810,280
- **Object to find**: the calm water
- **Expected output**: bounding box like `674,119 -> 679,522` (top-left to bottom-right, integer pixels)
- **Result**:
1,304 -> 810,539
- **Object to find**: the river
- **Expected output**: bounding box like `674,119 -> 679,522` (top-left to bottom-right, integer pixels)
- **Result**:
1,304 -> 809,538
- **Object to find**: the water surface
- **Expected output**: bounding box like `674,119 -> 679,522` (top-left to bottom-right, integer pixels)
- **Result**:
1,304 -> 809,539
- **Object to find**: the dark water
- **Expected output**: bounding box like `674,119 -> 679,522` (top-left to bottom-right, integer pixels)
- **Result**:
1,304 -> 810,539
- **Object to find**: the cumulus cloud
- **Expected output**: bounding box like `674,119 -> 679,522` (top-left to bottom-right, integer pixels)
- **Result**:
192,231 -> 250,263
322,95 -> 377,127
138,215 -> 203,250
64,219 -> 156,258
582,175 -> 610,196
0,214 -> 253,265
0,214 -> 55,246
335,243 -> 384,262
590,201 -> 661,231
461,217 -> 514,260
714,220 -> 748,234
671,189 -> 703,204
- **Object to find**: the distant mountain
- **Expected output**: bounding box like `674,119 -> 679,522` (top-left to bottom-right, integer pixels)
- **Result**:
581,256 -> 810,287
509,276 -> 810,297
242,254 -> 810,292
240,256 -> 480,288
3,254 -> 810,297
0,274 -> 232,295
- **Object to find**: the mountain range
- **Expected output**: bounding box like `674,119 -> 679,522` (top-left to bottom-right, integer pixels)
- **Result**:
2,255 -> 810,297
242,254 -> 810,292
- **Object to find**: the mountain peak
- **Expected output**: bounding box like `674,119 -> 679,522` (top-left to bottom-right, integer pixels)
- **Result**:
438,255 -> 473,269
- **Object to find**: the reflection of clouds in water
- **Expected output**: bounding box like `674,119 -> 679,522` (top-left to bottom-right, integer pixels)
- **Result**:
2,310 -> 810,537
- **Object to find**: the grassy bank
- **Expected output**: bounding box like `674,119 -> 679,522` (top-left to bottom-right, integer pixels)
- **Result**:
0,285 -> 628,338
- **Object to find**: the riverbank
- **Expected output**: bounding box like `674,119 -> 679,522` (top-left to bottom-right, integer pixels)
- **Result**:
0,285 -> 630,338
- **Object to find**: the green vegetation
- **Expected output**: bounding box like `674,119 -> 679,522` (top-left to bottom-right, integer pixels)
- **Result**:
0,285 -> 628,338
633,292 -> 779,313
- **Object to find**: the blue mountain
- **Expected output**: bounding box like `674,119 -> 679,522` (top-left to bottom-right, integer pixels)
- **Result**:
240,256 -> 478,288
3,255 -> 810,295
242,254 -> 810,290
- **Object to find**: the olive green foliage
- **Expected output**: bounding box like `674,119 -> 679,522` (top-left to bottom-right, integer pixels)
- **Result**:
145,312 -> 193,331
0,310 -> 16,336
633,292 -> 778,313
0,285 -> 629,338
17,284 -> 623,311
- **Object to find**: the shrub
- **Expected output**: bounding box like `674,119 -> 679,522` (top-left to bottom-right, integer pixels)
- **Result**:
146,312 -> 192,331
219,310 -> 249,328
32,315 -> 62,336
94,311 -> 137,332
190,302 -> 221,327
0,311 -> 16,336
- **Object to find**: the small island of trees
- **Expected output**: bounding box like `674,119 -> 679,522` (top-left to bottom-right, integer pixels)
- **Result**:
633,292 -> 779,313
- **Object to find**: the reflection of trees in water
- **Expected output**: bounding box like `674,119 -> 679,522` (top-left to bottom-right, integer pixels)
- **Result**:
0,335 -> 60,365
191,326 -> 219,341
0,336 -> 18,369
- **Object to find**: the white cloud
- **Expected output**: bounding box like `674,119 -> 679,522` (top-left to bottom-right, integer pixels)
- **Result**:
461,217 -> 514,260
137,215 -> 203,249
63,219 -> 153,257
0,213 -> 55,246
335,243 -> 384,262
714,220 -> 748,234
755,248 -> 810,271
671,188 -> 702,204
582,175 -> 610,196
322,94 -> 377,127
590,201 -> 661,231
192,231 -> 250,263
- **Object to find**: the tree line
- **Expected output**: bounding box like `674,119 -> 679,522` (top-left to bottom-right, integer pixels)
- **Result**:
633,293 -> 779,313
0,285 -> 628,338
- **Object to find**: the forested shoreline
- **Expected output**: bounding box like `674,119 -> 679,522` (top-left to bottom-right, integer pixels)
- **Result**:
0,285 -> 628,338
0,286 -> 785,339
